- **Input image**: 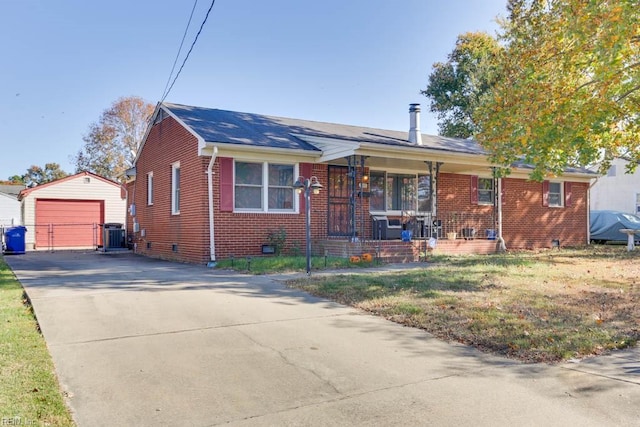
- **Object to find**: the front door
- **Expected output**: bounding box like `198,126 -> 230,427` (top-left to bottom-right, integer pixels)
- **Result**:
327,166 -> 350,236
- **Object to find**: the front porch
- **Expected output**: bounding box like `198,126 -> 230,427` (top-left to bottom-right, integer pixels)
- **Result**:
316,236 -> 499,263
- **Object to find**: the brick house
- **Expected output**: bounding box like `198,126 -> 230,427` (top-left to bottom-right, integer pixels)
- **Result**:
126,102 -> 593,264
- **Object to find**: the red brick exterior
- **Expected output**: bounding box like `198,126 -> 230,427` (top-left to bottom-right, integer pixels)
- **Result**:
129,117 -> 210,263
437,173 -> 588,249
128,118 -> 589,264
501,178 -> 588,249
214,163 -> 329,260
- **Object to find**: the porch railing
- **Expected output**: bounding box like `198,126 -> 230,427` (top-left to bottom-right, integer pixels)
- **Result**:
400,211 -> 496,240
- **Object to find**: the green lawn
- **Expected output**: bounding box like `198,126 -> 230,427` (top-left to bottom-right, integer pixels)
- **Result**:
0,256 -> 75,426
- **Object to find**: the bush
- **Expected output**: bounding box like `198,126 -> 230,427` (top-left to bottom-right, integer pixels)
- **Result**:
266,227 -> 287,255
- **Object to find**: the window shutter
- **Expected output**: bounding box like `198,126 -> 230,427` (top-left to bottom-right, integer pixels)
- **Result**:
219,157 -> 234,212
564,182 -> 572,207
542,180 -> 550,207
470,175 -> 478,205
501,178 -> 506,205
299,163 -> 313,211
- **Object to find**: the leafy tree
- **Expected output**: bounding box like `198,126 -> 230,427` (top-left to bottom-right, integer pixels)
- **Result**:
6,175 -> 25,184
23,163 -> 68,187
74,96 -> 154,181
421,32 -> 503,138
474,0 -> 640,180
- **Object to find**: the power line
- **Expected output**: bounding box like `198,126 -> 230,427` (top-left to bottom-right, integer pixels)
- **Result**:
161,0 -> 199,102
161,0 -> 217,103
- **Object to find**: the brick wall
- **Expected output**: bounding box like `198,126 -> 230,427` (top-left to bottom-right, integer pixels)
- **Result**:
213,164 -> 329,259
130,116 -> 210,263
437,173 -> 588,249
502,178 -> 588,249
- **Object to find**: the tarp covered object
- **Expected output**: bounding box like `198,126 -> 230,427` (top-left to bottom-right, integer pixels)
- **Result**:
590,210 -> 640,242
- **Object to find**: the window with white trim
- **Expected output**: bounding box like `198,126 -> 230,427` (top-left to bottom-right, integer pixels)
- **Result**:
477,178 -> 494,205
369,171 -> 431,213
548,181 -> 563,207
234,161 -> 295,212
636,193 -> 640,214
171,162 -> 180,214
147,172 -> 154,205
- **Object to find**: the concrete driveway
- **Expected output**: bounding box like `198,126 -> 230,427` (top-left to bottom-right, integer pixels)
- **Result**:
5,251 -> 640,426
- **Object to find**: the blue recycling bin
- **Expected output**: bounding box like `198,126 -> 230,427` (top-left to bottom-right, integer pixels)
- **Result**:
4,226 -> 27,254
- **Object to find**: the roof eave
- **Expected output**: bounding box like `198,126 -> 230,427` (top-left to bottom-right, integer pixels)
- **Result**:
201,141 -> 322,160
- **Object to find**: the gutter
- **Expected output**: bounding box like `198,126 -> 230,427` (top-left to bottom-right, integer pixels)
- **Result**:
207,146 -> 218,267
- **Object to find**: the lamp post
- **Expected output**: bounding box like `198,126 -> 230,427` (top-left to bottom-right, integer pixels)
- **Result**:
294,176 -> 323,275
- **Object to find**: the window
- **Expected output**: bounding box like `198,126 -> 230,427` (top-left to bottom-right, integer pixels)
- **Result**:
636,193 -> 640,214
370,171 -> 431,213
268,164 -> 294,210
548,181 -> 563,207
417,174 -> 431,212
234,161 -> 294,212
171,162 -> 180,214
235,162 -> 262,209
147,172 -> 154,205
477,178 -> 494,205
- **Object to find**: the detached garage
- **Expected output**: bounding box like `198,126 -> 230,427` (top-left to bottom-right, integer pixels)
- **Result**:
20,172 -> 126,250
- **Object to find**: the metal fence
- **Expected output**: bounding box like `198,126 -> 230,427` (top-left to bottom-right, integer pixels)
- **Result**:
21,223 -> 126,251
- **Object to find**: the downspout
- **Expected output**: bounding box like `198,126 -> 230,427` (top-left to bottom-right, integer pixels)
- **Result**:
496,175 -> 507,252
207,146 -> 218,267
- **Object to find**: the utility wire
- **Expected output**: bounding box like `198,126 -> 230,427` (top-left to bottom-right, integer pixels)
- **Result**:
161,0 -> 199,102
161,0 -> 217,103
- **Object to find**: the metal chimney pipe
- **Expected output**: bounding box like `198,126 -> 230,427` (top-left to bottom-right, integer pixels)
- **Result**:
409,103 -> 422,145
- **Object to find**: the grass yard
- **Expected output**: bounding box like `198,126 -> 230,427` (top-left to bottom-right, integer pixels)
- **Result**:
0,256 -> 75,426
287,246 -> 640,363
214,254 -> 369,274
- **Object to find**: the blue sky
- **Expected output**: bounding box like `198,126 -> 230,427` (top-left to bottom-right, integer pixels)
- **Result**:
0,0 -> 506,178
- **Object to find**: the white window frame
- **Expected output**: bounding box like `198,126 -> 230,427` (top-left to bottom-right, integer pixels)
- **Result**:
548,181 -> 563,207
369,170 -> 431,214
171,162 -> 180,215
147,172 -> 154,206
477,177 -> 494,205
234,161 -> 297,213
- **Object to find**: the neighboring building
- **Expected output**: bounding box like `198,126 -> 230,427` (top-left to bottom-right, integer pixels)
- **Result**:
590,158 -> 640,215
19,171 -> 126,250
126,102 -> 594,265
0,184 -> 27,197
0,191 -> 21,227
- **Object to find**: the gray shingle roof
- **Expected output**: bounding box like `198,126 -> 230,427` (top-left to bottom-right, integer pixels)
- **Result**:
163,103 -> 485,155
0,184 -> 25,197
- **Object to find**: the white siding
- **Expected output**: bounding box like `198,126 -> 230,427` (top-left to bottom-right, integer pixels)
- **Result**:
0,193 -> 21,226
590,158 -> 640,214
21,174 -> 126,249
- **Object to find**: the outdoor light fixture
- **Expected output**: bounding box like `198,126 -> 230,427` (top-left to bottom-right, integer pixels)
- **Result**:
293,175 -> 323,275
362,173 -> 369,188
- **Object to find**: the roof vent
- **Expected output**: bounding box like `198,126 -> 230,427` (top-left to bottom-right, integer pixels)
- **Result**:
409,103 -> 422,145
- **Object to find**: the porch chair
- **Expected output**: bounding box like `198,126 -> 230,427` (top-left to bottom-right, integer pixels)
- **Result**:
372,216 -> 403,240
